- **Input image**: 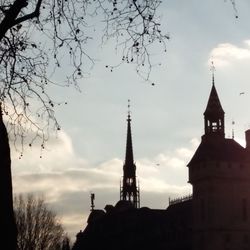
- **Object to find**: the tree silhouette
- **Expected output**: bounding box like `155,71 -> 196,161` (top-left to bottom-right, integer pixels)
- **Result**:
0,105 -> 17,250
14,193 -> 67,250
62,236 -> 71,250
0,0 -> 168,151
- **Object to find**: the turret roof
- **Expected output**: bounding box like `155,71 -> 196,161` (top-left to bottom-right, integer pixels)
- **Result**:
204,84 -> 224,116
187,138 -> 246,166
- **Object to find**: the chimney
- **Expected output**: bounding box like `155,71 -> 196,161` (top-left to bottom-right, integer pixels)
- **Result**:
245,129 -> 250,150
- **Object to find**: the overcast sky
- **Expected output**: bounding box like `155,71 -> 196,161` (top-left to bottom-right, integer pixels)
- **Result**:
9,0 -> 250,242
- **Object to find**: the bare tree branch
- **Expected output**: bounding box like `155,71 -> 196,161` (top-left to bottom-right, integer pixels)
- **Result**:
0,0 -> 28,40
0,0 -> 168,154
13,0 -> 42,26
14,193 -> 67,250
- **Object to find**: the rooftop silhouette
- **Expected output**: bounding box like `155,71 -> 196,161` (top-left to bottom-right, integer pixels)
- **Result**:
72,77 -> 250,250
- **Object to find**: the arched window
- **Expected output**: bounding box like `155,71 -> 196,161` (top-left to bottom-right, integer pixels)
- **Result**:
126,178 -> 133,186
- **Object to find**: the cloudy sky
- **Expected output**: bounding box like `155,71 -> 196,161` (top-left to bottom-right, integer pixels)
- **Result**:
9,0 -> 250,243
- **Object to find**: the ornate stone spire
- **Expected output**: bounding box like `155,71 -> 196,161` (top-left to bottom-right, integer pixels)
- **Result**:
125,102 -> 134,166
120,100 -> 140,208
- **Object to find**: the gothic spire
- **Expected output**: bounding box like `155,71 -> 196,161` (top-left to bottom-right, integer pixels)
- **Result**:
120,100 -> 140,208
204,84 -> 224,117
125,107 -> 134,166
205,60 -> 224,116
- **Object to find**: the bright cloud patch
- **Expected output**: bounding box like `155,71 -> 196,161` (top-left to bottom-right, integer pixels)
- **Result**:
11,130 -> 87,174
209,40 -> 250,67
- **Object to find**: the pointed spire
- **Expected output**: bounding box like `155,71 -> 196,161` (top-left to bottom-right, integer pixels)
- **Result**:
204,78 -> 224,116
203,73 -> 225,138
125,99 -> 134,165
120,100 -> 140,208
205,60 -> 224,116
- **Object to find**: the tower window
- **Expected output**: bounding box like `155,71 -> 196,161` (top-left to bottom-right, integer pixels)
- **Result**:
212,122 -> 217,132
126,178 -> 133,186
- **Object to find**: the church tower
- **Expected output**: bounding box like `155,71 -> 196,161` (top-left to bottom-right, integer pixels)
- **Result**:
120,103 -> 140,208
0,104 -> 17,249
188,78 -> 250,250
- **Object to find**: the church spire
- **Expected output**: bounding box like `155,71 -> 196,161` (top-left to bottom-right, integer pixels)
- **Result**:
120,100 -> 140,208
203,75 -> 225,138
125,101 -> 134,166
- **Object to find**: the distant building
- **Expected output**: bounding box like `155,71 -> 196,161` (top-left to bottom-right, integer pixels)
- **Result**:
72,79 -> 250,250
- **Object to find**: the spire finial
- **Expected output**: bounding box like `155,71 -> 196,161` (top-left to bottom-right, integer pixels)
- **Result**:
127,99 -> 131,121
90,192 -> 95,211
210,60 -> 216,86
232,119 -> 235,139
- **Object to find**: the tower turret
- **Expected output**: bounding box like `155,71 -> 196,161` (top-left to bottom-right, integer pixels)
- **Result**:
188,77 -> 250,250
120,102 -> 140,208
203,78 -> 225,139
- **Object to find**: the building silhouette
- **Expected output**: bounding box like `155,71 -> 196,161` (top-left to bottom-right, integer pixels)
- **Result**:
188,79 -> 250,249
0,104 -> 17,250
72,79 -> 250,250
